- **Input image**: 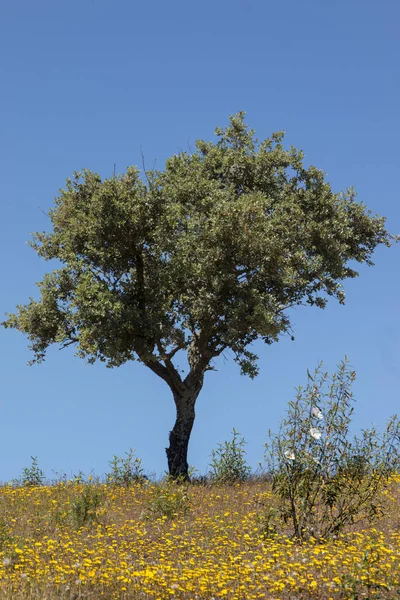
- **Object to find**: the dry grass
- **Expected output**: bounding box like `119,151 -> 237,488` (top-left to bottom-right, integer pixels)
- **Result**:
1,477 -> 400,599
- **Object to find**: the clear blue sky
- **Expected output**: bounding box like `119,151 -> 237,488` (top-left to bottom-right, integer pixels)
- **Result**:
1,0 -> 399,482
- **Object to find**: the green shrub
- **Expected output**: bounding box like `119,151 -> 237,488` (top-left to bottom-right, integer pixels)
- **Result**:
209,429 -> 251,484
17,456 -> 45,487
106,448 -> 146,486
69,485 -> 104,529
144,481 -> 190,520
264,357 -> 400,542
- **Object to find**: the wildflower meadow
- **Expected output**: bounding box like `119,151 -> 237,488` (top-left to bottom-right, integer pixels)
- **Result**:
1,359 -> 400,599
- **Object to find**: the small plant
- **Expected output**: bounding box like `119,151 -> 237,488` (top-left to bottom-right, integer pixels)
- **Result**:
264,357 -> 400,542
72,470 -> 86,484
208,428 -> 251,484
107,448 -> 146,486
69,485 -> 104,529
0,519 -> 14,552
256,506 -> 279,539
19,456 -> 45,487
144,481 -> 191,520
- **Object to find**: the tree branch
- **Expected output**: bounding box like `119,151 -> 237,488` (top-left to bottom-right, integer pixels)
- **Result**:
156,339 -> 184,392
59,338 -> 79,350
165,344 -> 184,361
143,354 -> 184,397
183,325 -> 222,391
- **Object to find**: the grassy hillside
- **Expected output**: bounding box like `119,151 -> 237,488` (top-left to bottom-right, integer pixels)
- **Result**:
1,477 -> 400,599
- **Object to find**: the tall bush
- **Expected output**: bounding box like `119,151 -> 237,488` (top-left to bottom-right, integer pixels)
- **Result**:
264,357 -> 400,541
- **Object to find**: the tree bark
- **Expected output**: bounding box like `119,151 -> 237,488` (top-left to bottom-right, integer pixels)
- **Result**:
166,387 -> 200,480
141,333 -> 214,480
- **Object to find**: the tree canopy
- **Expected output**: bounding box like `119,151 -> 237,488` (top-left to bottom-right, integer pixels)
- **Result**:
3,112 -> 396,478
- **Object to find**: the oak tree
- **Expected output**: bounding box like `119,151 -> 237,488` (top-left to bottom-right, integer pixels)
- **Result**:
3,113 -> 396,479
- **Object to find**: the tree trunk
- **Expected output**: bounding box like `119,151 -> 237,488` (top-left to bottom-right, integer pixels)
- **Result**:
166,388 -> 199,480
